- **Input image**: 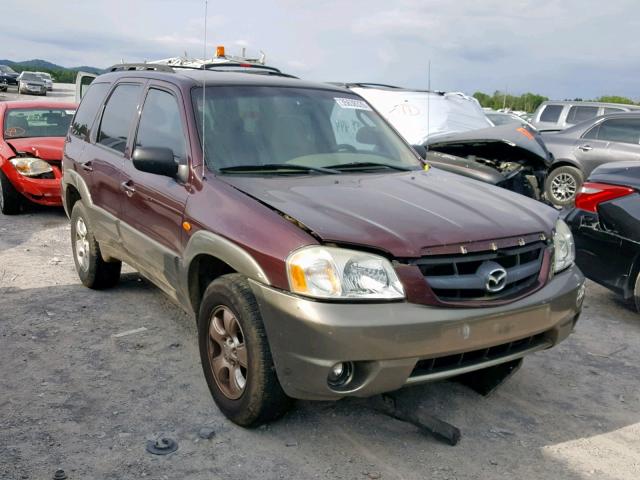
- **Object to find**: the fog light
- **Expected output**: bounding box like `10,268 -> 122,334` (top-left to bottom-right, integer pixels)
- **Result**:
327,362 -> 353,388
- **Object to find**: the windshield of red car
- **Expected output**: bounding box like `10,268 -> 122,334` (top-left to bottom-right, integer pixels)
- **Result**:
3,108 -> 75,140
192,86 -> 421,173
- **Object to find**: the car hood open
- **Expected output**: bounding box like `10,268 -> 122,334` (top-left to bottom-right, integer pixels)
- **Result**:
6,137 -> 65,161
425,124 -> 552,168
221,169 -> 557,258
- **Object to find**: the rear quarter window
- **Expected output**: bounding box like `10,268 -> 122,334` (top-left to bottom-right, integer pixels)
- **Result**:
539,104 -> 563,123
71,82 -> 110,139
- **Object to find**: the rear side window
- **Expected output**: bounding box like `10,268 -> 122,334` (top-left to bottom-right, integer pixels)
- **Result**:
603,107 -> 625,115
135,89 -> 187,163
565,106 -> 598,125
595,118 -> 640,144
539,104 -> 563,123
71,82 -> 109,138
97,84 -> 142,154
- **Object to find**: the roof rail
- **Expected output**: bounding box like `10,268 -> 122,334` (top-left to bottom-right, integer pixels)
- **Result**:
107,63 -> 174,73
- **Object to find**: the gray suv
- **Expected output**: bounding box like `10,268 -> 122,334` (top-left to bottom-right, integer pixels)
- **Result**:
532,101 -> 640,132
543,112 -> 640,206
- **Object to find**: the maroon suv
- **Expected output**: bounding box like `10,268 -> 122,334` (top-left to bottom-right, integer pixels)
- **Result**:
62,65 -> 585,427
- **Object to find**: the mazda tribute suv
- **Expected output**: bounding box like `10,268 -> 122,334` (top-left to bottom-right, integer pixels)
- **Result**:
62,64 -> 585,427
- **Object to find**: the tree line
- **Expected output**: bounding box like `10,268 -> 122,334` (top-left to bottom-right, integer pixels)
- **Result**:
473,91 -> 639,113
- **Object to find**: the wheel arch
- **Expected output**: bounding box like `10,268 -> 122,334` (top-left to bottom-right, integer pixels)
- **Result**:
184,230 -> 271,315
549,159 -> 583,173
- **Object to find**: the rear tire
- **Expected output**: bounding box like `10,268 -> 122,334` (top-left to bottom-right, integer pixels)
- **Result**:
0,170 -> 21,215
544,166 -> 583,207
70,202 -> 121,289
198,274 -> 291,427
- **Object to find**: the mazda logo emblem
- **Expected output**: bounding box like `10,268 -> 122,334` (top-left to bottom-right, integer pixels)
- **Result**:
485,268 -> 508,293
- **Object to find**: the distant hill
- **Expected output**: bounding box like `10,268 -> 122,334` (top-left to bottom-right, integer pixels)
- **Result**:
0,59 -> 104,82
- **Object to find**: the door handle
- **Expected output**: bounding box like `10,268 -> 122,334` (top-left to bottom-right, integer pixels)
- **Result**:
121,181 -> 135,197
80,161 -> 93,172
578,145 -> 593,152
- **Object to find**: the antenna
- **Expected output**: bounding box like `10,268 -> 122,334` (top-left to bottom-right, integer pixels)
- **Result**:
201,0 -> 208,179
425,59 -> 431,157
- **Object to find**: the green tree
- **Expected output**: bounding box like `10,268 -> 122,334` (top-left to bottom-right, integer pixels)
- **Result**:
595,95 -> 636,105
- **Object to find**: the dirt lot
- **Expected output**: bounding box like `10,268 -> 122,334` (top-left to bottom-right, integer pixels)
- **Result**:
0,204 -> 639,480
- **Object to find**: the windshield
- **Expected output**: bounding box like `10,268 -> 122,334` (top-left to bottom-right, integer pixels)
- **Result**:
20,72 -> 41,81
37,72 -> 52,80
0,65 -> 15,74
3,108 -> 76,139
192,86 -> 421,174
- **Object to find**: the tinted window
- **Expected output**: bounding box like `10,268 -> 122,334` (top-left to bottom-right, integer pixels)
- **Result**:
97,84 -> 141,154
135,89 -> 187,163
539,104 -> 563,123
603,107 -> 625,115
565,106 -> 598,125
596,118 -> 640,144
71,82 -> 109,138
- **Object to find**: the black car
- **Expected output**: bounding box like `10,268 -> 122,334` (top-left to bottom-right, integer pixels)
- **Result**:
565,161 -> 640,312
0,64 -> 19,86
542,112 -> 640,206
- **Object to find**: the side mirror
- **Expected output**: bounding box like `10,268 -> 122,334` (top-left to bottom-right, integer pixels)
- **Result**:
132,147 -> 178,178
412,144 -> 427,159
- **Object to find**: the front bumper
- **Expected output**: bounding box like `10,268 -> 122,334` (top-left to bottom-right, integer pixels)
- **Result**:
1,164 -> 62,207
251,265 -> 584,400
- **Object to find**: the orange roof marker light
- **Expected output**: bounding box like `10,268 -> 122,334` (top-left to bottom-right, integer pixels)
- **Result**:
215,45 -> 226,57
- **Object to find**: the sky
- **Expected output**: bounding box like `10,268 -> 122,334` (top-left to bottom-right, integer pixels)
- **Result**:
1,0 -> 639,100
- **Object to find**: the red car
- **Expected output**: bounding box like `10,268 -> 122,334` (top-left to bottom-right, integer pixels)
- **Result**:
0,100 -> 77,214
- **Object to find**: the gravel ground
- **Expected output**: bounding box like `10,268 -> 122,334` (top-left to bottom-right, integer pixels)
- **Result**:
0,204 -> 639,480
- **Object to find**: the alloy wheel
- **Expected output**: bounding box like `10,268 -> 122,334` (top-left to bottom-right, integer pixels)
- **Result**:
207,305 -> 248,400
550,172 -> 577,203
74,217 -> 90,271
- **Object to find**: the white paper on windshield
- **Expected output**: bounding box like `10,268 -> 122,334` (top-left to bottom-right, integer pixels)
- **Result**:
334,97 -> 372,111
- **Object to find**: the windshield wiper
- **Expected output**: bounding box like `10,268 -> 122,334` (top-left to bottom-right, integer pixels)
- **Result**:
324,161 -> 414,172
218,164 -> 339,174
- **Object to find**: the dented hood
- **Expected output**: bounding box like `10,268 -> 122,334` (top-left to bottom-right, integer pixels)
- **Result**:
6,137 -> 65,161
221,169 -> 557,258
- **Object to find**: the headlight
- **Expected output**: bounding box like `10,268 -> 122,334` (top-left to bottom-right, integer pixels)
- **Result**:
286,246 -> 405,300
9,157 -> 53,177
553,219 -> 575,273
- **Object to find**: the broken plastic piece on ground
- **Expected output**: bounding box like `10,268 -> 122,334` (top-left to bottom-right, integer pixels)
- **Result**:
146,437 -> 178,455
369,394 -> 461,446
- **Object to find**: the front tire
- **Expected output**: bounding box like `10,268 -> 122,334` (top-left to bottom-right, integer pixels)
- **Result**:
70,202 -> 121,289
544,166 -> 583,207
0,170 -> 21,215
198,274 -> 291,427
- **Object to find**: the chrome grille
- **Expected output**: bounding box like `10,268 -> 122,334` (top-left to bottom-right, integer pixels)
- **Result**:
413,241 -> 547,302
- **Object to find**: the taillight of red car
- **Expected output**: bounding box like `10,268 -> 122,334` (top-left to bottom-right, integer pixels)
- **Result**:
575,182 -> 635,213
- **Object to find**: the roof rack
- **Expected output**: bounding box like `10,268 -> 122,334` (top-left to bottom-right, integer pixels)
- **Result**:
107,63 -> 174,73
